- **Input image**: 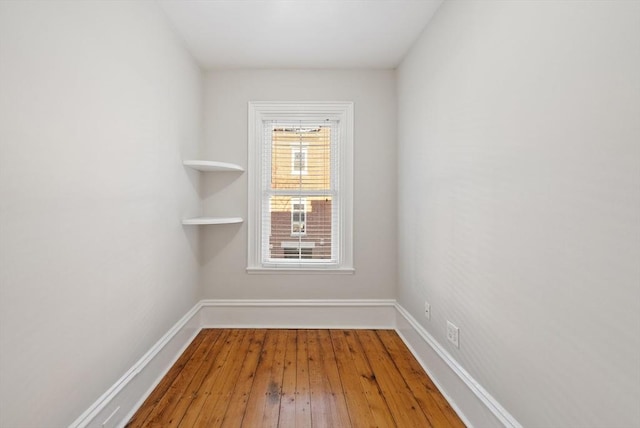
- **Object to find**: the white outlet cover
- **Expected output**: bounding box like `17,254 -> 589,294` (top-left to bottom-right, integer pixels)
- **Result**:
447,321 -> 459,348
424,301 -> 431,320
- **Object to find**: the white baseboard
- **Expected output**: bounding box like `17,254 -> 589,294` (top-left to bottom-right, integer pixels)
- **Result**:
199,299 -> 397,329
394,303 -> 522,428
70,299 -> 520,428
68,303 -> 202,428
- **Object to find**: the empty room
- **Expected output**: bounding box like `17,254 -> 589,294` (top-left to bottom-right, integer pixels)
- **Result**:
0,0 -> 638,427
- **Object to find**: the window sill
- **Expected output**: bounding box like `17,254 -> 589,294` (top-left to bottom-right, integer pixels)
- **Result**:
246,267 -> 355,275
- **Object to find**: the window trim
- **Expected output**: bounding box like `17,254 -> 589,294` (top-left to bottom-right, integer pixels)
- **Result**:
247,101 -> 354,274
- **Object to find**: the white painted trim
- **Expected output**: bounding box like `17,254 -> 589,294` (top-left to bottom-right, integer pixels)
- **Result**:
246,267 -> 355,274
247,101 -> 354,273
68,303 -> 202,428
199,299 -> 396,329
199,299 -> 395,307
394,302 -> 522,428
71,299 -> 520,428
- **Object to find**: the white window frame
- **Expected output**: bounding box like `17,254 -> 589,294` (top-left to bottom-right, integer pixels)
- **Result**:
247,101 -> 354,274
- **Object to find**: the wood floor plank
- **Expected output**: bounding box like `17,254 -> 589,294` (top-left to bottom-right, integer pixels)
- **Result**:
294,330 -> 312,428
189,329 -> 254,427
218,329 -> 268,428
134,329 -> 223,427
317,330 -> 352,426
127,329 -> 466,428
377,330 -> 466,428
306,329 -> 331,427
329,330 -> 378,427
341,330 -> 397,428
356,329 -> 434,427
125,330 -> 207,428
176,329 -> 246,427
277,330 -> 298,427
306,330 -> 353,427
239,330 -> 285,427
163,329 -> 232,426
261,330 -> 288,427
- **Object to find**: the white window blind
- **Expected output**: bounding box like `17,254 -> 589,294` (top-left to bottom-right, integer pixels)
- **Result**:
247,101 -> 354,273
261,120 -> 339,266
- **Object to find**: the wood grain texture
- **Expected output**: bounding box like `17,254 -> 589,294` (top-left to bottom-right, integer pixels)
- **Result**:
126,329 -> 465,427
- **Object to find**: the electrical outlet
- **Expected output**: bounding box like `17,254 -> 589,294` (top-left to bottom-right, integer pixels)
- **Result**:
446,321 -> 459,348
424,301 -> 431,320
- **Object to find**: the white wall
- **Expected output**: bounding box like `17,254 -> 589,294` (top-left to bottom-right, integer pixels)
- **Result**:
0,1 -> 202,426
397,1 -> 640,427
201,70 -> 396,299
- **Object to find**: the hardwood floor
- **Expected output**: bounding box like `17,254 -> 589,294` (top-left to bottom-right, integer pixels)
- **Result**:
126,329 -> 465,427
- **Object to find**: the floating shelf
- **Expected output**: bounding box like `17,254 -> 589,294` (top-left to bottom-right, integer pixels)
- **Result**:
182,217 -> 244,226
182,159 -> 244,226
183,160 -> 244,172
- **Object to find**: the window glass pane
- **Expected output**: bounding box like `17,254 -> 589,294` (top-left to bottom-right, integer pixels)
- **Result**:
271,126 -> 331,189
267,196 -> 333,260
265,123 -> 335,263
292,149 -> 307,173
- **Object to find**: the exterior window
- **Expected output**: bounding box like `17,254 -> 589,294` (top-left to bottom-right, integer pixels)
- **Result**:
247,102 -> 354,273
291,147 -> 308,174
291,198 -> 307,235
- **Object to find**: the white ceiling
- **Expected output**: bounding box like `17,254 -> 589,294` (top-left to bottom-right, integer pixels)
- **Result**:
157,0 -> 443,69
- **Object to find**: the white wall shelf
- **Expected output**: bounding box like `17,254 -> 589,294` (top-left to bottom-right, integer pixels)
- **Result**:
182,217 -> 243,225
183,160 -> 244,172
182,159 -> 244,225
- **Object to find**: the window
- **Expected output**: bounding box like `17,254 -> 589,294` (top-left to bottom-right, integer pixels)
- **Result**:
291,147 -> 308,175
291,198 -> 307,235
247,102 -> 354,273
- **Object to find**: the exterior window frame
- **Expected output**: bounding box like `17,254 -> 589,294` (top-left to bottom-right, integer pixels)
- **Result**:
291,146 -> 308,175
290,198 -> 307,236
247,101 -> 354,274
